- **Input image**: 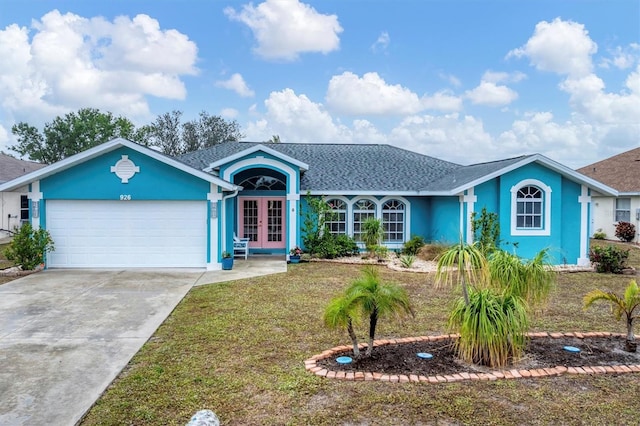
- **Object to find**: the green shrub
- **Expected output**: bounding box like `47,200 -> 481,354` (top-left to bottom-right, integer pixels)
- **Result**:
402,236 -> 425,255
372,244 -> 388,262
471,207 -> 500,253
3,223 -> 55,270
615,221 -> 636,242
315,233 -> 359,259
589,245 -> 629,273
399,254 -> 415,268
592,230 -> 606,240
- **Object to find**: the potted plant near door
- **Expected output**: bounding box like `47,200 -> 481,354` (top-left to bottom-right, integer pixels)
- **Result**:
289,246 -> 303,264
221,251 -> 234,270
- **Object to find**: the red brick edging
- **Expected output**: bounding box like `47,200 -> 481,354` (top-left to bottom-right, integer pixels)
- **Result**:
304,332 -> 640,383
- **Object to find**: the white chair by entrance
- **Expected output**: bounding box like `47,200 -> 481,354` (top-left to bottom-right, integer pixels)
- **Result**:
233,233 -> 250,260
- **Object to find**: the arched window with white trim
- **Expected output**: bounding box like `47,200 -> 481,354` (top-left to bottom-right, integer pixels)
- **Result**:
325,199 -> 347,235
353,199 -> 376,242
382,199 -> 405,242
516,186 -> 542,229
510,179 -> 552,236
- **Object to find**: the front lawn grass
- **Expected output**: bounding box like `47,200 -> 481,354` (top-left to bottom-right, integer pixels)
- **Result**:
81,255 -> 640,426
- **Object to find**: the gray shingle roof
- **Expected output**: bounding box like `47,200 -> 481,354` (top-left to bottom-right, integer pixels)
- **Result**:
427,155 -> 532,192
179,142 -> 463,192
0,154 -> 46,184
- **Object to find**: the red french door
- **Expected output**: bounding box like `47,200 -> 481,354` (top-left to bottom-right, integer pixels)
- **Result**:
239,197 -> 286,249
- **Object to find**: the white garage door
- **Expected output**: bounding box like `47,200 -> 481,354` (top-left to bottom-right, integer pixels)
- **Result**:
46,200 -> 208,268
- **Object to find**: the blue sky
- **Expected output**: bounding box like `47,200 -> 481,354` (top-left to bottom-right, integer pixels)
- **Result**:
0,0 -> 638,167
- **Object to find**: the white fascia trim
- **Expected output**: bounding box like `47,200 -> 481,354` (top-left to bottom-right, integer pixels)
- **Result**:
206,144 -> 309,172
510,178 -> 552,236
305,190 -> 419,196
420,154 -> 618,197
0,138 -> 238,192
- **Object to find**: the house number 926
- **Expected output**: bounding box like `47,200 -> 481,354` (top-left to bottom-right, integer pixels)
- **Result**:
119,194 -> 132,201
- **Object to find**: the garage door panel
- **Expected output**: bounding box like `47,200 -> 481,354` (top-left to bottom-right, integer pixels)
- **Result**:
46,200 -> 207,268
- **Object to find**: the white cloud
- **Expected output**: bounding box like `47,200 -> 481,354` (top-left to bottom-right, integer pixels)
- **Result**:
371,31 -> 390,53
421,91 -> 463,112
465,81 -> 518,107
220,108 -> 239,119
224,0 -> 343,61
389,113 -> 495,164
481,70 -> 527,84
326,71 -> 423,115
507,18 -> 597,77
253,88 -> 347,142
439,72 -> 462,87
0,9 -> 198,146
599,43 -> 640,69
215,73 -> 255,97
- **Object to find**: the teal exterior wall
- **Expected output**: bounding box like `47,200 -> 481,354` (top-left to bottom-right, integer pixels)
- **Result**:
559,177 -> 582,264
407,196 -> 429,240
429,196 -> 461,244
40,147 -> 210,200
498,163 -> 565,262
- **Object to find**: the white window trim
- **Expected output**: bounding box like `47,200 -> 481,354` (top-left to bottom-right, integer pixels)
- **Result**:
350,196 -> 377,244
324,196 -> 349,236
379,196 -> 410,249
510,179 -> 552,236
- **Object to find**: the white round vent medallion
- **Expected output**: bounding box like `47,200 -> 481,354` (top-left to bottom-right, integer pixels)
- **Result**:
110,155 -> 140,183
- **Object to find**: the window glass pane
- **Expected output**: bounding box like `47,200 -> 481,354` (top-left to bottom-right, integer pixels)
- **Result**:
382,199 -> 405,242
516,185 -> 544,229
324,199 -> 347,235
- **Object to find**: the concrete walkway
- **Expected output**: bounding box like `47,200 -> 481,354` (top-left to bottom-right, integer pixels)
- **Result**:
0,260 -> 286,426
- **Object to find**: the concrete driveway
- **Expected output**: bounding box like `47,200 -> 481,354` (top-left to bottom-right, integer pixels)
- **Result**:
0,269 -> 204,426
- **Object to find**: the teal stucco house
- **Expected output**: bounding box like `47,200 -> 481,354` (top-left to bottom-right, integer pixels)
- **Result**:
0,138 -> 616,269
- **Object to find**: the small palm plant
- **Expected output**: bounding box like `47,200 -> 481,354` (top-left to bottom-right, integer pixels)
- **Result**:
488,248 -> 556,312
584,280 -> 640,352
449,288 -> 528,367
324,293 -> 362,357
361,218 -> 383,255
435,240 -> 489,306
346,266 -> 414,356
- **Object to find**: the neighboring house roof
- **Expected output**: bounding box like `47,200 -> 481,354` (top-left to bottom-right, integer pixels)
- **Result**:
0,138 -> 238,192
577,147 -> 640,194
0,153 -> 46,184
179,142 -> 617,196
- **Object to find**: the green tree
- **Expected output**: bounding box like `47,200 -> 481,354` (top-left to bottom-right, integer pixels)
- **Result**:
11,108 -> 146,163
148,110 -> 244,156
346,266 -> 413,356
584,280 -> 640,352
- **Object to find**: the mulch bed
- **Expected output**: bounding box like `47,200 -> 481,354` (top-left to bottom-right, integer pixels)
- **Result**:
316,335 -> 640,376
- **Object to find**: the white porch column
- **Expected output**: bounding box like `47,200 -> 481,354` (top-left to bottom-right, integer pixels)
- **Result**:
463,187 -> 477,244
287,193 -> 300,259
578,185 -> 591,266
27,180 -> 43,230
207,185 -> 223,271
